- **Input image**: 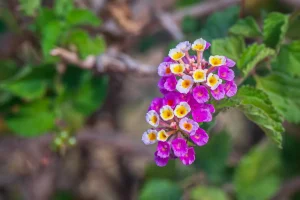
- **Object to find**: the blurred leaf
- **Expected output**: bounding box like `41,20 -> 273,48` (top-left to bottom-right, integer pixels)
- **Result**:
5,100 -> 55,136
66,9 -> 101,27
139,179 -> 182,200
273,41 -> 300,76
237,44 -> 275,76
64,29 -> 106,58
282,134 -> 300,178
236,86 -> 284,147
41,20 -> 63,59
194,131 -> 231,183
53,190 -> 74,200
0,60 -> 18,81
33,8 -> 56,33
145,160 -> 177,181
234,141 -> 282,200
229,16 -> 261,37
211,36 -> 246,61
18,0 -> 40,16
190,186 -> 229,200
263,12 -> 289,49
54,0 -> 74,18
0,66 -> 56,100
255,73 -> 300,124
200,6 -> 239,41
176,0 -> 202,8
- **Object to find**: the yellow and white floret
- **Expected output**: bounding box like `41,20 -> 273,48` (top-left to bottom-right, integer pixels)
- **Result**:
192,38 -> 207,51
192,69 -> 207,83
142,129 -> 157,145
170,63 -> 185,75
160,105 -> 174,121
209,55 -> 226,67
157,130 -> 168,141
146,110 -> 160,127
176,75 -> 194,94
206,73 -> 222,90
174,102 -> 191,118
168,48 -> 185,61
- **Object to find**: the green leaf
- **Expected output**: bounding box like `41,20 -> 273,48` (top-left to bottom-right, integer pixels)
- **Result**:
190,186 -> 229,200
33,8 -> 56,33
41,20 -> 63,59
200,6 -> 240,41
139,179 -> 182,200
263,12 -> 289,49
273,40 -> 300,76
255,73 -> 300,124
237,44 -> 275,76
5,100 -> 55,136
194,131 -> 231,183
64,29 -> 106,58
18,0 -> 41,16
54,0 -> 74,18
66,9 -> 101,27
0,66 -> 56,100
211,36 -> 246,61
236,86 -> 284,147
229,16 -> 261,38
145,160 -> 177,181
234,141 -> 282,200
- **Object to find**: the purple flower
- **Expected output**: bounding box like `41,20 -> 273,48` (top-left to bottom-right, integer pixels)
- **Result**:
225,81 -> 237,97
163,56 -> 173,62
171,138 -> 188,157
179,147 -> 195,165
148,97 -> 163,112
157,141 -> 170,158
164,75 -> 177,91
202,104 -> 215,114
193,85 -> 210,103
211,84 -> 225,100
191,128 -> 209,146
154,151 -> 169,167
163,92 -> 180,108
192,108 -> 212,122
158,75 -> 177,92
205,41 -> 211,50
218,66 -> 234,81
225,58 -> 235,67
158,62 -> 172,77
179,117 -> 199,135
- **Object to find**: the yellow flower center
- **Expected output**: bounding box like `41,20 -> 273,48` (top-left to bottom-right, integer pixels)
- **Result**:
161,109 -> 174,120
171,64 -> 184,74
148,132 -> 156,141
193,71 -> 205,81
183,122 -> 192,131
193,44 -> 205,51
208,76 -> 218,86
172,52 -> 184,60
175,106 -> 188,118
211,57 -> 222,66
158,130 -> 167,141
151,115 -> 158,124
182,79 -> 191,88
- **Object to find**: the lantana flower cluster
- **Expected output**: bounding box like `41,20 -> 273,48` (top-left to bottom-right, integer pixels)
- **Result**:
142,38 -> 238,167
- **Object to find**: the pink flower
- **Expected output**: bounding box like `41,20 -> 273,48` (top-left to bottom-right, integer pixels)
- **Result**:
211,84 -> 225,100
192,108 -> 212,123
193,85 -> 210,103
154,151 -> 169,167
179,117 -> 199,135
191,128 -> 209,146
158,62 -> 173,77
225,81 -> 237,97
179,147 -> 196,165
148,97 -> 163,112
163,92 -> 180,108
157,141 -> 171,158
171,138 -> 188,157
218,66 -> 234,81
225,58 -> 236,67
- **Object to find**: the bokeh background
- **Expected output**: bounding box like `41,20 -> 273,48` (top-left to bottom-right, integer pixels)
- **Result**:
0,0 -> 300,199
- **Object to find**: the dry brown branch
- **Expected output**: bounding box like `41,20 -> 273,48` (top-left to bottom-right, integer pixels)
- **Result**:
51,47 -> 156,75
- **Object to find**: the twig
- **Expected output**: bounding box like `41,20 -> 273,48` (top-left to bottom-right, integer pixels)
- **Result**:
271,176 -> 300,200
51,47 -> 156,76
156,11 -> 184,40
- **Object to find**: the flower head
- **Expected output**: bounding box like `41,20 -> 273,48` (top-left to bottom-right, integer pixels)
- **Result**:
190,128 -> 209,146
209,55 -> 226,67
176,75 -> 194,94
168,48 -> 185,61
157,130 -> 168,141
170,63 -> 185,75
179,117 -> 199,135
176,41 -> 191,52
179,147 -> 195,165
193,69 -> 207,83
172,138 -> 188,157
142,129 -> 157,145
218,66 -> 234,81
193,85 -> 209,103
157,141 -> 170,158
192,38 -> 209,51
160,105 -> 174,121
158,62 -> 173,77
206,73 -> 222,90
174,102 -> 191,118
146,110 -> 160,127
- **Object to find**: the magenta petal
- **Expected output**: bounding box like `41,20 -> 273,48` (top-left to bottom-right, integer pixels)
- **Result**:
205,42 -> 211,50
192,108 -> 212,122
180,147 -> 195,165
163,92 -> 180,108
157,141 -> 171,158
211,84 -> 225,100
158,62 -> 172,77
193,85 -> 210,103
163,56 -> 173,62
148,97 -> 163,112
164,75 -> 177,91
226,58 -> 236,67
155,151 -> 169,167
171,138 -> 188,157
225,81 -> 237,97
191,128 -> 209,146
218,66 -> 234,81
